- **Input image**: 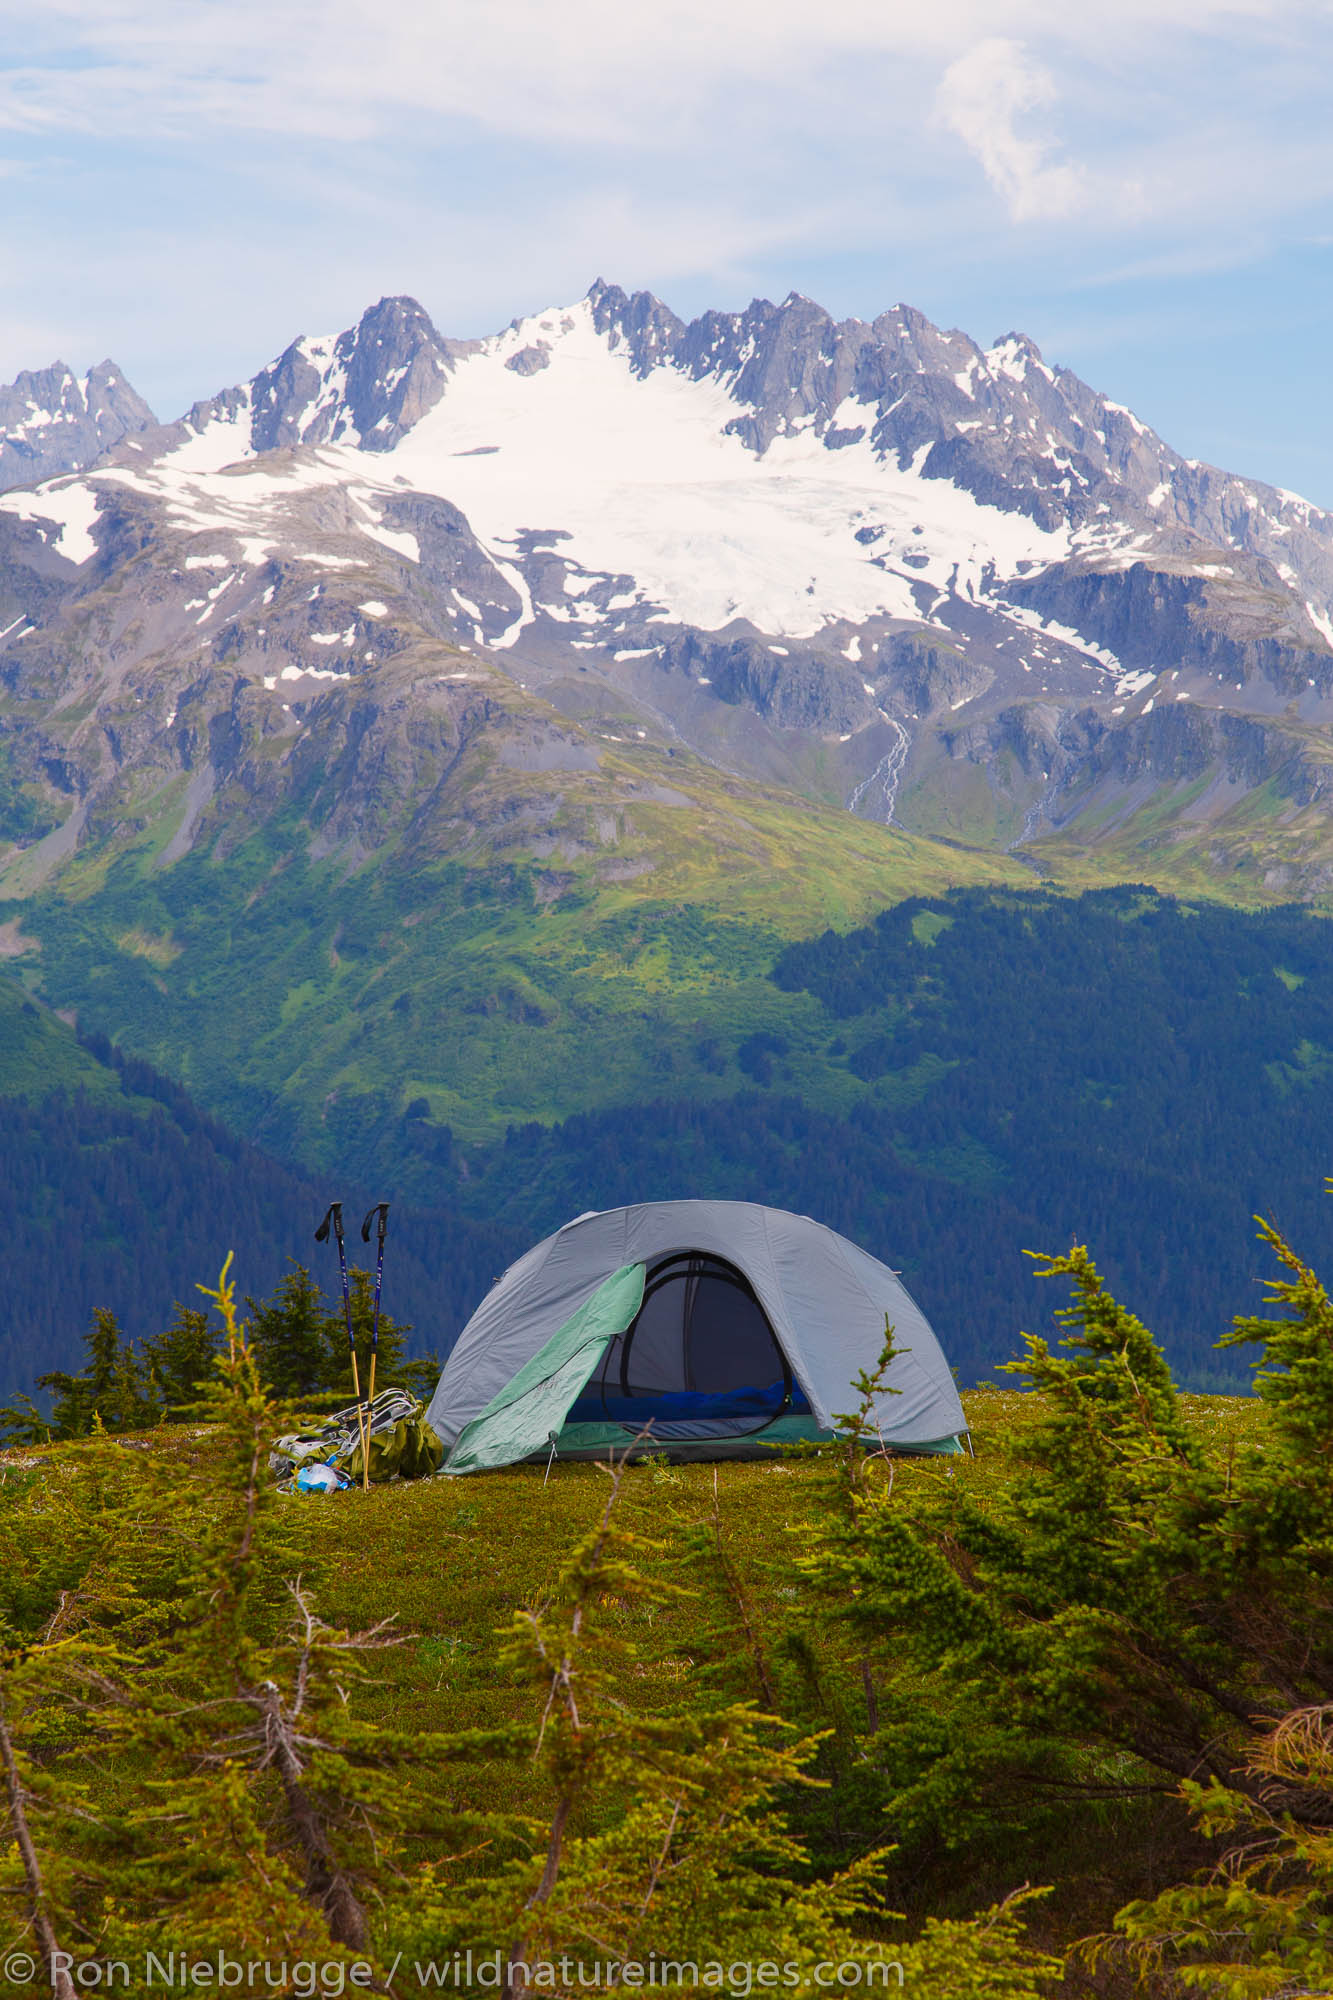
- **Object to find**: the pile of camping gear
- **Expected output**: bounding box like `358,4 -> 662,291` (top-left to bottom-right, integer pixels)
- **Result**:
272,1386 -> 443,1492
276,1201 -> 442,1494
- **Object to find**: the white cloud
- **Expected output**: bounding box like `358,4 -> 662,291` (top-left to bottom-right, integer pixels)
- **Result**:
936,39 -> 1086,221
0,3 -> 1306,152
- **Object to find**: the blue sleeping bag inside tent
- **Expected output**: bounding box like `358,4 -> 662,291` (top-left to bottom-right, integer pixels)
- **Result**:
565,1378 -> 811,1425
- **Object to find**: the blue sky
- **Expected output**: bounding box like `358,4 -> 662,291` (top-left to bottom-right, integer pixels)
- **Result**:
2,2 -> 1332,500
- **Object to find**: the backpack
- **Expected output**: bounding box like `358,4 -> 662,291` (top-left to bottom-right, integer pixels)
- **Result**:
271,1387 -> 443,1486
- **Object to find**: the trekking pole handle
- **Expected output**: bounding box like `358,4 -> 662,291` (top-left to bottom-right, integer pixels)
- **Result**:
316,1204 -> 355,1349
361,1203 -> 390,1353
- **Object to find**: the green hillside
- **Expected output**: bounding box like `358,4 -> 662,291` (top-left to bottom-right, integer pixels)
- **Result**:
0,959 -> 121,1100
397,885 -> 1333,1392
10,859 -> 1333,1395
7,645 -> 1333,1402
1,759 -> 1027,1170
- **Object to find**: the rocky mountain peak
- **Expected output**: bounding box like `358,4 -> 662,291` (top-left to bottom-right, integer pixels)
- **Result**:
0,358 -> 155,493
247,293 -> 452,456
986,330 -> 1047,374
335,294 -> 454,446
586,279 -> 687,377
695,293 -> 848,451
8,278 -> 1333,909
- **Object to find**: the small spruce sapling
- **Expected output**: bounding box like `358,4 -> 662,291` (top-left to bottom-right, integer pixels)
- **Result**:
139,1302 -> 219,1420
797,1220 -> 1333,1915
247,1261 -> 431,1402
104,1259 -> 400,1969
0,1429 -> 168,1998
327,1267 -> 416,1400
772,1322 -> 905,1859
836,1317 -> 903,1510
0,1609 -> 101,1999
246,1263 -> 329,1399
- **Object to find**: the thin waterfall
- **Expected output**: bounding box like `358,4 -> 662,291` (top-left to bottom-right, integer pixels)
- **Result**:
848,718 -> 911,825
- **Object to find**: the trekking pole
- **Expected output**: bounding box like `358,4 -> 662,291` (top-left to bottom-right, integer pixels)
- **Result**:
315,1203 -> 369,1487
360,1202 -> 390,1419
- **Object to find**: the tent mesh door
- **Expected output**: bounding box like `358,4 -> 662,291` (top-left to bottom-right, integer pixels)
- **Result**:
581,1251 -> 800,1439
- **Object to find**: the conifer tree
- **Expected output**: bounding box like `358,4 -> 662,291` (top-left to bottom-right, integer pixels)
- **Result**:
1090,1201 -> 1333,1991
246,1261 -> 429,1401
800,1220 -> 1333,1915
0,1420 -> 177,1994
95,1257 -> 452,1972
325,1267 -> 418,1399
246,1262 -> 329,1398
100,1261 -> 361,1953
2,1307 -> 158,1441
1,1297 -> 223,1443
139,1302 -> 218,1418
1,1647 -> 81,1998
1108,1700 -> 1333,1995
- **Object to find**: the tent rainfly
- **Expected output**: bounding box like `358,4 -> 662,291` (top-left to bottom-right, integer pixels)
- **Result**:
426,1201 -> 967,1475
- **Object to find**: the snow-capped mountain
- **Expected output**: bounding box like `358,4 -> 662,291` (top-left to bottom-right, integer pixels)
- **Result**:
0,360 -> 155,492
3,282 -> 1333,890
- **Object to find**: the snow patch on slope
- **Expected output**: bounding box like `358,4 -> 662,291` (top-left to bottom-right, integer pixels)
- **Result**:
0,478 -> 104,563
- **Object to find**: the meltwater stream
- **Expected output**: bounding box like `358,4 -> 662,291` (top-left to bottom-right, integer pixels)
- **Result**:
847,718 -> 911,825
1009,742 -> 1097,855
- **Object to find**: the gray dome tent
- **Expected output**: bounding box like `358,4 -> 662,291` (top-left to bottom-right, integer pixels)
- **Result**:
427,1201 -> 967,1474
